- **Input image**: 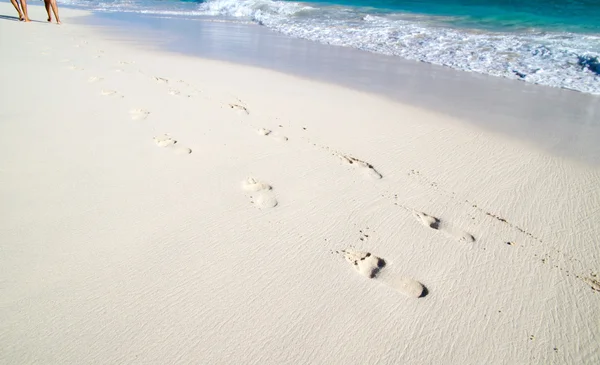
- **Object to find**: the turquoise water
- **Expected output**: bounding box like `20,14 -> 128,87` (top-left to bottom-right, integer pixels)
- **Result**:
62,0 -> 600,94
303,0 -> 600,33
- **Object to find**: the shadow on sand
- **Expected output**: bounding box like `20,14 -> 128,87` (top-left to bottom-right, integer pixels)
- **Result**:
0,14 -> 46,23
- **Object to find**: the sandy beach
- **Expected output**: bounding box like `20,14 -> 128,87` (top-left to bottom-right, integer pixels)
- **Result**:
1,4 -> 599,364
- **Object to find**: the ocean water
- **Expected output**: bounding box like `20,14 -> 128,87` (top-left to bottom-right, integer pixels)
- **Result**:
62,0 -> 600,94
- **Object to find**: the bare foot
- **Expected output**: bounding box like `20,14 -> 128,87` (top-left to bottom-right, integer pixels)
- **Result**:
47,17 -> 51,22
24,17 -> 31,22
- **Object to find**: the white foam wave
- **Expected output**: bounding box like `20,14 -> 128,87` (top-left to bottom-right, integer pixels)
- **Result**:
64,0 -> 600,94
196,0 -> 600,94
198,0 -> 313,18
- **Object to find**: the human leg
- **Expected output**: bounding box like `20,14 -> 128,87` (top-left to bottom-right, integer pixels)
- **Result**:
19,0 -> 30,22
44,0 -> 52,22
9,0 -> 24,20
50,0 -> 60,24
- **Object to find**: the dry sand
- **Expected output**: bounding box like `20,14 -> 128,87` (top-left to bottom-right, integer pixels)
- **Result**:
1,4 -> 599,364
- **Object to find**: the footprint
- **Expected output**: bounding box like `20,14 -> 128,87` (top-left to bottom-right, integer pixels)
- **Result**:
242,177 -> 272,192
88,76 -> 103,83
271,134 -> 288,143
584,277 -> 600,292
413,211 -> 475,243
242,177 -> 278,208
154,76 -> 169,84
168,89 -> 181,96
172,146 -> 193,155
229,103 -> 249,115
153,134 -> 192,154
68,65 -> 84,71
130,109 -> 150,120
387,276 -> 427,298
252,193 -> 278,208
257,128 -> 271,136
154,134 -> 176,147
342,249 -> 425,298
338,154 -> 382,179
100,90 -> 118,96
257,128 -> 288,142
343,249 -> 386,279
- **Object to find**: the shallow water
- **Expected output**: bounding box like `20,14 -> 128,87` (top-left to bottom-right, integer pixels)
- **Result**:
63,0 -> 600,94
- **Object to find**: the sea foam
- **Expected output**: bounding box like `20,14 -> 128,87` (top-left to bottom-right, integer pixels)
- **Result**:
64,0 -> 600,94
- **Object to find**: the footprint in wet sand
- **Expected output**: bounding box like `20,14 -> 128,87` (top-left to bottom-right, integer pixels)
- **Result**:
338,154 -> 382,179
342,249 -> 425,298
153,134 -> 192,155
413,210 -> 475,243
130,109 -> 150,120
257,128 -> 288,142
242,177 -> 278,208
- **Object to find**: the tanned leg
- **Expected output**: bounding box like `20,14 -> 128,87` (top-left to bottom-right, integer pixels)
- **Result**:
9,0 -> 24,20
50,0 -> 61,24
19,0 -> 30,22
44,0 -> 52,22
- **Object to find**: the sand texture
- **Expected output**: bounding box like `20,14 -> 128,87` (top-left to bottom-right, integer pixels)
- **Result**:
1,4 -> 599,365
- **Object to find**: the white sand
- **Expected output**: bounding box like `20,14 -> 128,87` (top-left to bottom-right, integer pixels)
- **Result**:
1,4 -> 599,364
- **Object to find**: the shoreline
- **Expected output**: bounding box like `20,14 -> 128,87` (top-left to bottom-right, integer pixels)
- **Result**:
49,0 -> 600,95
1,4 -> 599,365
76,10 -> 600,166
